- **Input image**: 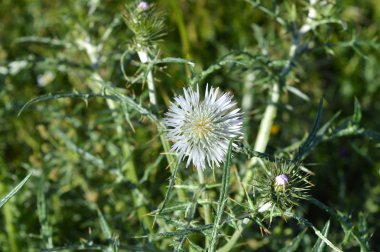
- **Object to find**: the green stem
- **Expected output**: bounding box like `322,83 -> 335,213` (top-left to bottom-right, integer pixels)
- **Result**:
196,166 -> 212,247
244,81 -> 280,183
242,73 -> 256,138
137,48 -> 157,107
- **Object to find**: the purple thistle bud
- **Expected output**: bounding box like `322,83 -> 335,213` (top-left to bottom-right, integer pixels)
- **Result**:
137,1 -> 149,11
275,174 -> 289,186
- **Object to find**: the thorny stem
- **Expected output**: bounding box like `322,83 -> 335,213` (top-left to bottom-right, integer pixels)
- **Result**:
242,81 -> 280,186
197,166 -> 212,247
137,48 -> 158,107
219,1 -> 316,250
242,73 -> 256,138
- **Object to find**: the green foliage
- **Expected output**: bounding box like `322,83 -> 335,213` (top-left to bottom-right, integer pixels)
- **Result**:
0,0 -> 379,251
0,173 -> 31,209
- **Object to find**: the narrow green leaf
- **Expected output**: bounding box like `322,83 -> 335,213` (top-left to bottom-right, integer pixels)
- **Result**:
153,57 -> 195,67
288,214 -> 342,252
17,91 -> 160,126
307,19 -> 347,32
240,144 -> 291,164
97,209 -> 112,240
97,208 -> 117,252
287,86 -> 310,101
311,225 -> 341,252
154,160 -> 181,224
293,98 -> 323,162
312,220 -> 331,252
308,197 -> 370,252
0,173 -> 32,208
209,141 -> 233,251
16,36 -> 70,48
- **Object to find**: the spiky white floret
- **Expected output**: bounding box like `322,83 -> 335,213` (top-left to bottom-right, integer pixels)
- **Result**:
163,85 -> 243,170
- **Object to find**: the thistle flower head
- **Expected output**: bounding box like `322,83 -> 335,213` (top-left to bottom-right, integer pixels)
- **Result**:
255,160 -> 313,212
123,1 -> 166,47
163,85 -> 243,170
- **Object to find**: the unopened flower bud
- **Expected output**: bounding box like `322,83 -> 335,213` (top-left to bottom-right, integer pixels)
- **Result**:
275,174 -> 288,186
137,1 -> 149,11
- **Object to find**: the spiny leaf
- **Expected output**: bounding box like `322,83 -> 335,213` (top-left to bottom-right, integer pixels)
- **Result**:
293,98 -> 323,162
152,57 -> 195,67
287,86 -> 310,101
308,197 -> 371,252
17,91 -> 160,126
312,220 -> 331,252
288,213 -> 342,252
240,144 -> 292,164
154,160 -> 181,224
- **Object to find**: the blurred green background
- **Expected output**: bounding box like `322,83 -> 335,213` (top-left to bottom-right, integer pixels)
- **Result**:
0,0 -> 379,251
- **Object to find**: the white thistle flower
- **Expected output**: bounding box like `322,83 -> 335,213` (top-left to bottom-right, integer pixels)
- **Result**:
163,84 -> 243,170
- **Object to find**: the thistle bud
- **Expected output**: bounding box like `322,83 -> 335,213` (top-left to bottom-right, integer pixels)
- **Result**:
255,160 -> 313,212
123,1 -> 166,47
137,1 -> 149,11
275,174 -> 288,186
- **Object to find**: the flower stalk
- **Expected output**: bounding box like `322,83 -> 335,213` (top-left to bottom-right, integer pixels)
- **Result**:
196,166 -> 212,238
137,48 -> 157,107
